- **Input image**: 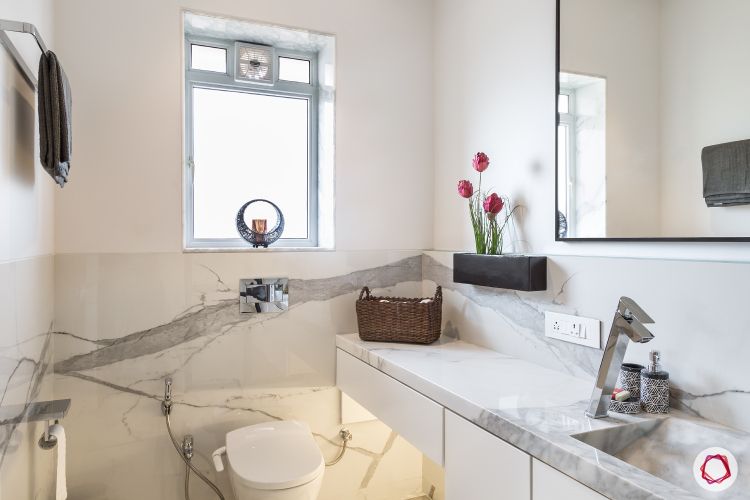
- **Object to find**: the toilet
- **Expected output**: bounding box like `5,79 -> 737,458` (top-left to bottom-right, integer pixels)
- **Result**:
224,421 -> 325,500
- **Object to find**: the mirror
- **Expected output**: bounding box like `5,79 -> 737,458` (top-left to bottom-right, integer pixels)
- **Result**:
556,0 -> 750,240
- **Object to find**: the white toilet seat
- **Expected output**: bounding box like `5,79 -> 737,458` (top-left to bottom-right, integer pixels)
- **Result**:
226,421 -> 324,491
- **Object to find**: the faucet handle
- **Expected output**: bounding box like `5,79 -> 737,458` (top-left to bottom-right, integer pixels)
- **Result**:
618,297 -> 654,324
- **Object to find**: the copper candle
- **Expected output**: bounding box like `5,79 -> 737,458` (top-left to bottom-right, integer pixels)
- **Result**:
252,219 -> 267,245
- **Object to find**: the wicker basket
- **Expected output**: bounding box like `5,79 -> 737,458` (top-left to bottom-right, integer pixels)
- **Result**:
356,286 -> 442,344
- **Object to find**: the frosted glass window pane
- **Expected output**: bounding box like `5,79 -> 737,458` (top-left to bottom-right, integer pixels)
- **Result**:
191,45 -> 227,73
558,94 -> 569,114
278,57 -> 310,83
192,88 -> 309,239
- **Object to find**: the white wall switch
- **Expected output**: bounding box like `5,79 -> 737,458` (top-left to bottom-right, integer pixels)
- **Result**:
544,311 -> 601,349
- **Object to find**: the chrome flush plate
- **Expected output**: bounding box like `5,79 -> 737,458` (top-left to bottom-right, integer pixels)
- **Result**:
239,278 -> 289,313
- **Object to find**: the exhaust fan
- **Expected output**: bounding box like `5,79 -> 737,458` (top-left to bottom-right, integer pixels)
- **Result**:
236,42 -> 274,83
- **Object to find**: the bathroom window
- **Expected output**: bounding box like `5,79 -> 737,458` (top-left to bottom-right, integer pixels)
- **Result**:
184,34 -> 321,249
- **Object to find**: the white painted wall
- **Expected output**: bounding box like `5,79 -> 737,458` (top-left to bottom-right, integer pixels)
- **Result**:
53,0 -> 434,253
0,1 -> 56,498
659,0 -> 750,236
433,0 -> 553,255
0,0 -> 55,263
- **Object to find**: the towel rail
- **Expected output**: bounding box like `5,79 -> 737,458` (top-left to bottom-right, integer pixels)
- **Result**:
0,19 -> 50,89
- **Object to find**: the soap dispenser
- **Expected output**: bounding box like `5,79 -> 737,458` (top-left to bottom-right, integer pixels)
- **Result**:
640,350 -> 669,413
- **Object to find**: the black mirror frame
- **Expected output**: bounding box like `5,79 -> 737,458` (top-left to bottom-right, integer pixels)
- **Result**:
554,0 -> 750,242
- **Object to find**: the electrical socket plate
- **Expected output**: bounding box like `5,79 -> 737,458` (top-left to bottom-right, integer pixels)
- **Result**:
544,311 -> 601,349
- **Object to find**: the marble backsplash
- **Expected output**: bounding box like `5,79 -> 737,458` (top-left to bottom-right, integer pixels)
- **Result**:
0,255 -> 55,500
52,251 -> 427,500
423,251 -> 750,433
9,249 -> 749,499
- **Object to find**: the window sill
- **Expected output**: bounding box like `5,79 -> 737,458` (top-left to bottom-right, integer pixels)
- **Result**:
183,246 -> 335,253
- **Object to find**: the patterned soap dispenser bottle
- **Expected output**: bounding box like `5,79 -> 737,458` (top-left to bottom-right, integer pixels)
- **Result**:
641,350 -> 669,413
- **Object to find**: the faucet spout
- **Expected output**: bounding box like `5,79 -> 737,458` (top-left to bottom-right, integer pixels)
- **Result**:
586,297 -> 655,419
615,313 -> 654,344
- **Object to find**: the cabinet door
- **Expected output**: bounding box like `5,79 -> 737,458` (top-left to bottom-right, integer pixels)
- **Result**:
336,349 -> 444,465
532,459 -> 607,500
445,410 -> 531,500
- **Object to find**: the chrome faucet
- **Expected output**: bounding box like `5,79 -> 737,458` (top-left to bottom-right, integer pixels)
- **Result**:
586,297 -> 655,418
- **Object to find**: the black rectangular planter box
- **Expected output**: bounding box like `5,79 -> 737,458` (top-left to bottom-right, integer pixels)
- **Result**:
453,253 -> 547,291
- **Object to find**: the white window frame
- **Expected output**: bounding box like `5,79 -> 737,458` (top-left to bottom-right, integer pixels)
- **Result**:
184,35 -> 319,249
558,88 -> 577,236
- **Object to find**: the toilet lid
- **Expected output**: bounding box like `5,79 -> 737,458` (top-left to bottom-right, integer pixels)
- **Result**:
225,421 -> 324,490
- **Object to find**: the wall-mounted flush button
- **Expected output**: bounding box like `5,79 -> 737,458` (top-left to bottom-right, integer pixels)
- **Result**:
239,278 -> 288,313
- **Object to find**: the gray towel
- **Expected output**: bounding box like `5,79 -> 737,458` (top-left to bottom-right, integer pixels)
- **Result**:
38,50 -> 72,187
702,139 -> 750,207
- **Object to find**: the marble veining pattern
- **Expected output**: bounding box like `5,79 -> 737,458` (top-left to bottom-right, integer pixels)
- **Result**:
27,249 -> 750,499
0,255 -> 56,500
55,255 -> 422,376
0,328 -> 52,466
52,253 -> 426,500
422,253 -> 603,378
337,334 -> 750,500
422,251 -> 750,433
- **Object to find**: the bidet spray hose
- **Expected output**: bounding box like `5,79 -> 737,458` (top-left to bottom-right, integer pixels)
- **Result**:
165,412 -> 225,500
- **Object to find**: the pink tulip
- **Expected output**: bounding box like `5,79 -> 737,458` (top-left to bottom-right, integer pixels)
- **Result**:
457,180 -> 474,198
472,152 -> 490,173
483,193 -> 504,214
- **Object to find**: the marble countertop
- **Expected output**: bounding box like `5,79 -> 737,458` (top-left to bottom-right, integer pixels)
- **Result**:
336,334 -> 749,500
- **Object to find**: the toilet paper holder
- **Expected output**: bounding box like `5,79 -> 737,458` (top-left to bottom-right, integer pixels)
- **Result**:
14,398 -> 71,450
0,398 -> 70,449
39,419 -> 62,450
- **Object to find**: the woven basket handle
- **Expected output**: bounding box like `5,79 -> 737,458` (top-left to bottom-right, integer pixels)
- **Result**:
359,287 -> 371,300
434,286 -> 442,301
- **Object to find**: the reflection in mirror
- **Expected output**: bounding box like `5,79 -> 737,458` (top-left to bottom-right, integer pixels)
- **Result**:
557,0 -> 750,240
558,72 -> 606,238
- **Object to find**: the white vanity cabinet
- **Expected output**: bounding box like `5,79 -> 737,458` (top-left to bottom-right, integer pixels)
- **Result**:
532,459 -> 607,500
444,410 -> 531,500
336,348 -> 606,500
335,349 -> 444,465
